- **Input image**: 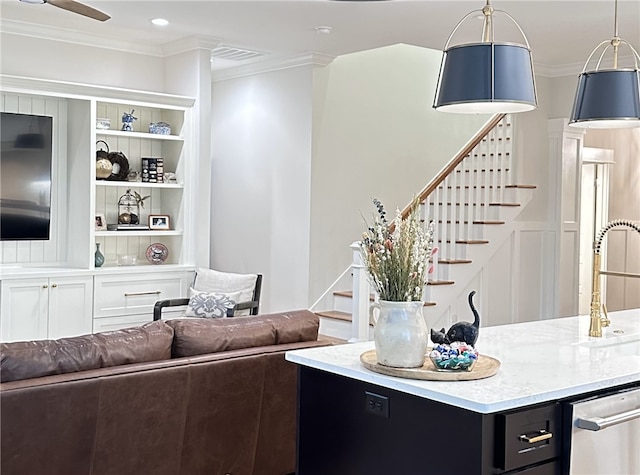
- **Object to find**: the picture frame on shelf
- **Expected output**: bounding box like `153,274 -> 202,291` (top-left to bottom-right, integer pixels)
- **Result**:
95,213 -> 107,231
149,214 -> 171,230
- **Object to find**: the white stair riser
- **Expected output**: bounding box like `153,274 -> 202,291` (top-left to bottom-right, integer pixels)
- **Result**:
435,187 -> 522,203
318,316 -> 352,341
452,169 -> 511,184
333,294 -> 354,313
430,203 -> 503,222
436,242 -> 494,261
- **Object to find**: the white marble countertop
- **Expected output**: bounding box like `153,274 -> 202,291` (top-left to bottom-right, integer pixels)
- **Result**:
286,309 -> 640,413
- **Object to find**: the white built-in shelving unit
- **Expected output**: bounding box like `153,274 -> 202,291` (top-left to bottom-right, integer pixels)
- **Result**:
0,75 -> 199,341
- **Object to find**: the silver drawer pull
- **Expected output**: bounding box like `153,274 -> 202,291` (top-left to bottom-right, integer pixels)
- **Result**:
124,290 -> 161,297
577,408 -> 640,431
519,430 -> 553,443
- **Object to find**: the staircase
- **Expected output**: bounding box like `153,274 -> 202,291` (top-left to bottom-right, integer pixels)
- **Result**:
314,114 -> 537,341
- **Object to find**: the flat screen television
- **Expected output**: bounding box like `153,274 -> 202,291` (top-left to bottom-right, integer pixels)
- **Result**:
0,112 -> 53,241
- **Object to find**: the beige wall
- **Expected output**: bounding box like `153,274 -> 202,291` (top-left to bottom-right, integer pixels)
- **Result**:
584,128 -> 640,311
309,44 -> 491,304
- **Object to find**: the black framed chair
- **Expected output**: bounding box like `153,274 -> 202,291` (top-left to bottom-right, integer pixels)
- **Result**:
153,273 -> 262,321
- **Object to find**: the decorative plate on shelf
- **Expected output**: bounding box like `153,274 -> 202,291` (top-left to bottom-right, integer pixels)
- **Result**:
146,242 -> 169,264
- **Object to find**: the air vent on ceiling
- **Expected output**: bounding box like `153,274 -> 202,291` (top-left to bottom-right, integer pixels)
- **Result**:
210,46 -> 266,62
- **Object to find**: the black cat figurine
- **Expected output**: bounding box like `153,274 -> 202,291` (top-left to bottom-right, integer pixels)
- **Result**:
429,291 -> 480,346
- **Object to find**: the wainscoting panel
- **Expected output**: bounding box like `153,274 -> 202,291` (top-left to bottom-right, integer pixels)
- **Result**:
0,93 -> 68,265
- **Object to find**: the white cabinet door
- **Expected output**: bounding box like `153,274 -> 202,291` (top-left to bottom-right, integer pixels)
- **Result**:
47,276 -> 94,339
0,278 -> 48,342
1,276 -> 93,342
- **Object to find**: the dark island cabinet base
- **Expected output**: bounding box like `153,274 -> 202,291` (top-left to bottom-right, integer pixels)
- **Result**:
296,367 -> 562,475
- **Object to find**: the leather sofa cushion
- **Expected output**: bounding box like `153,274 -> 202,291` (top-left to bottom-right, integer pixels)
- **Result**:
0,320 -> 174,383
168,309 -> 319,358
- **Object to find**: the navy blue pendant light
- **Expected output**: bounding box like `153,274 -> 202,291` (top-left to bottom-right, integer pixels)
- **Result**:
434,0 -> 537,114
569,0 -> 640,128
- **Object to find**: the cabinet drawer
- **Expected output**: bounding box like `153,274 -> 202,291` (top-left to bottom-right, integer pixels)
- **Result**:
496,403 -> 562,472
94,271 -> 192,318
93,314 -> 154,333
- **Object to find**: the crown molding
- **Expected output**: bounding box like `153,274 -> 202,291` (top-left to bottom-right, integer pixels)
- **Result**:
162,35 -> 222,57
0,19 -> 220,59
0,18 -> 163,56
0,74 -> 195,107
212,52 -> 336,82
534,54 -> 637,78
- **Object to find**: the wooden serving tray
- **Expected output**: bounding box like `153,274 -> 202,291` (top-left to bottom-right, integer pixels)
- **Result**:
360,349 -> 501,381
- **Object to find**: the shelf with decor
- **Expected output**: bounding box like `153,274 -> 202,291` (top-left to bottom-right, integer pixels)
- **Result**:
92,100 -> 191,271
95,231 -> 183,237
95,181 -> 184,189
96,129 -> 184,141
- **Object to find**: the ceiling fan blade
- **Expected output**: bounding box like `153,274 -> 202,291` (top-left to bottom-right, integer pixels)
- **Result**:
47,0 -> 110,21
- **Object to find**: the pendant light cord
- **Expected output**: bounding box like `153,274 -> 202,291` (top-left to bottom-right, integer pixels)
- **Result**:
481,0 -> 494,43
612,0 -> 620,68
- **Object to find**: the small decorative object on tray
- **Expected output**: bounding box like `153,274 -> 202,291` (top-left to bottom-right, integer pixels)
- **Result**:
360,198 -> 436,368
430,291 -> 480,347
429,342 -> 478,371
149,121 -> 171,135
146,242 -> 169,264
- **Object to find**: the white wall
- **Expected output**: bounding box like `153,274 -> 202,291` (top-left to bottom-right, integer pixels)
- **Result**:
0,33 -> 165,92
210,66 -> 314,313
210,44 -> 492,313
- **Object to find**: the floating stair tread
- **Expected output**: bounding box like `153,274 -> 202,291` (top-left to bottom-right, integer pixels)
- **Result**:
333,290 -> 375,301
438,259 -> 472,264
316,310 -> 352,322
318,334 -> 349,345
472,220 -> 505,225
438,184 -> 537,190
438,239 -> 489,245
456,168 -> 510,172
430,202 -> 520,207
427,280 -> 455,286
437,220 -> 505,225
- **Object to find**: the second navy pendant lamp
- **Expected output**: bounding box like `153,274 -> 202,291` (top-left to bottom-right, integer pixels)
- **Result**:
569,0 -> 640,128
434,0 -> 537,114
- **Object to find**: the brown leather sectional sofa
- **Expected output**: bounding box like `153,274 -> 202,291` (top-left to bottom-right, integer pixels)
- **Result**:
0,310 -> 327,475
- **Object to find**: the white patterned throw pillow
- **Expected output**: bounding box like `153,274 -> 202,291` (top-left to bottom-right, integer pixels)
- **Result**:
184,288 -> 237,319
193,268 -> 257,316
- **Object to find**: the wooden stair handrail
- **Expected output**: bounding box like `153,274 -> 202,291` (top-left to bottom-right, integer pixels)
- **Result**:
399,113 -> 506,220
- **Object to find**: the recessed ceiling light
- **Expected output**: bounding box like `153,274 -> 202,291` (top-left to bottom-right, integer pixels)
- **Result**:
315,26 -> 332,35
151,18 -> 169,26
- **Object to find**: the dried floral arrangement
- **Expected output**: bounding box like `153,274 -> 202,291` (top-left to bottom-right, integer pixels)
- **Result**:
360,198 -> 436,302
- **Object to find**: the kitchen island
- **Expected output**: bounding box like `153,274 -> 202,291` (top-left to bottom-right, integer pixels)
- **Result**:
286,310 -> 640,474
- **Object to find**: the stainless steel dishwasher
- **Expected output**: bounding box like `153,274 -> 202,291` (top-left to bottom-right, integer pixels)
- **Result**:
568,387 -> 640,474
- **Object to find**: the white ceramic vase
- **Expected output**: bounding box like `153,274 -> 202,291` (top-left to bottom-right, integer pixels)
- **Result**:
369,300 -> 428,368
